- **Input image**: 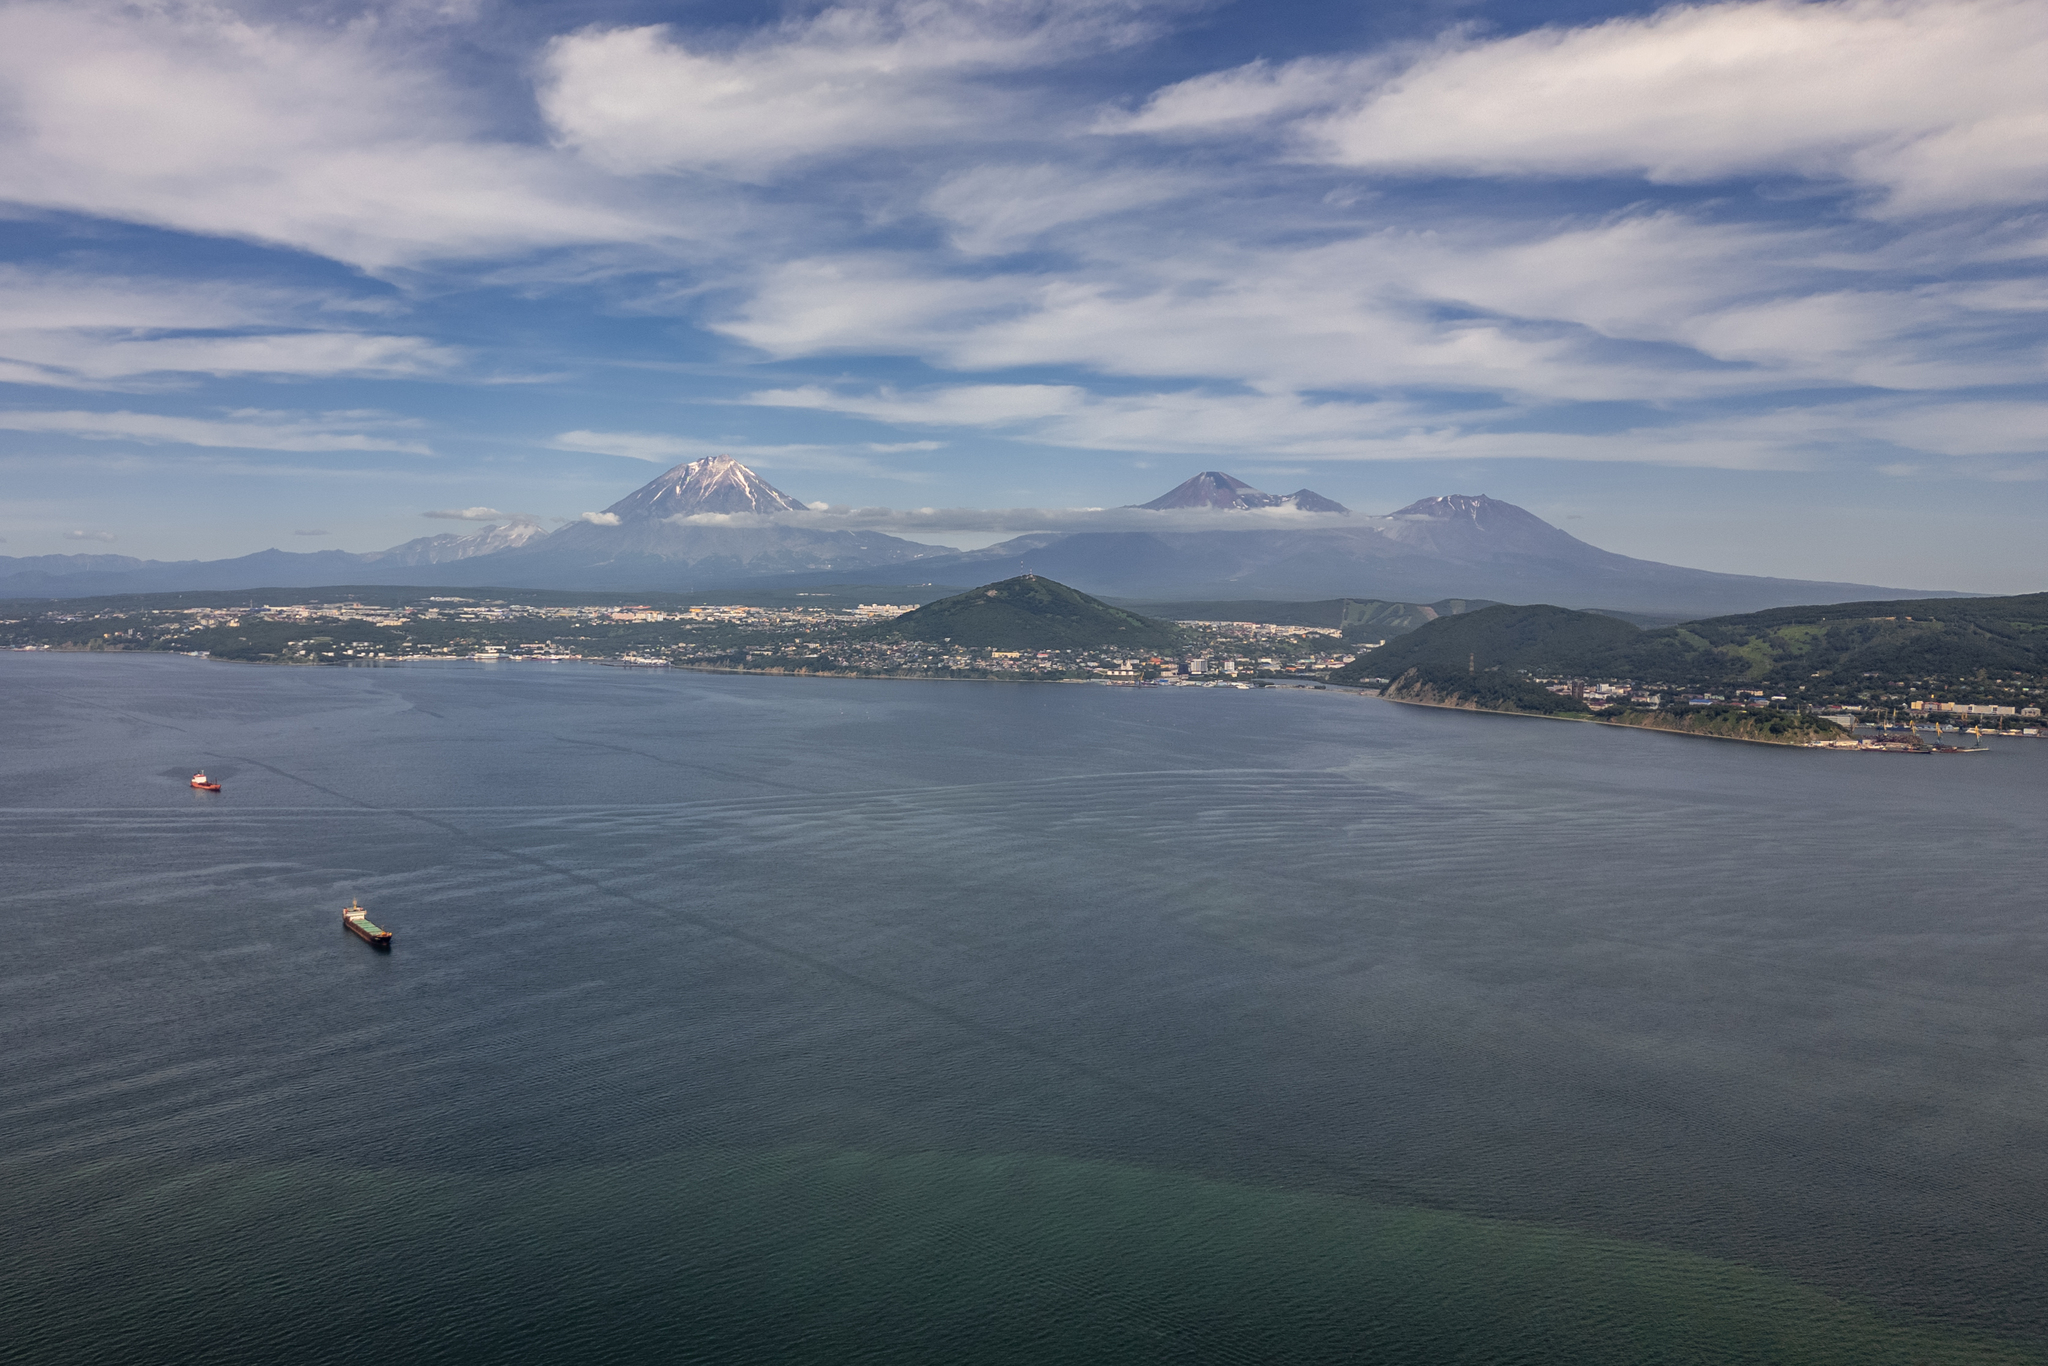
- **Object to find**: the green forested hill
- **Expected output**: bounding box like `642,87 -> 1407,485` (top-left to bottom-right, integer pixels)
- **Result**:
1621,594 -> 2048,686
1330,604 -> 1644,680
1327,593 -> 2048,720
867,576 -> 1182,650
1330,593 -> 2048,708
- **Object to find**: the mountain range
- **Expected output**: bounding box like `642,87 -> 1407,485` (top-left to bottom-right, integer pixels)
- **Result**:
1,458 -> 1964,616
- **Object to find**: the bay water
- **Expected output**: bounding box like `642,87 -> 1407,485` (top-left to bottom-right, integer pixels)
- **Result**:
4,653 -> 2046,1363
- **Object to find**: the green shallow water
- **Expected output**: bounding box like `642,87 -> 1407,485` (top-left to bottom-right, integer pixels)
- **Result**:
9,1149 -> 2038,1365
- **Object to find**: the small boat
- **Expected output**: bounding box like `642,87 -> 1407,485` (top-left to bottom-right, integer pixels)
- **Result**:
343,899 -> 392,950
190,772 -> 221,792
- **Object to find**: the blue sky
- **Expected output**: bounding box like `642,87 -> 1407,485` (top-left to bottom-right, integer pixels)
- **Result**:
2,0 -> 2045,591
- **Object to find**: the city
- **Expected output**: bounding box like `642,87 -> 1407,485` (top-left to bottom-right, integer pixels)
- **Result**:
1,595 -> 1359,683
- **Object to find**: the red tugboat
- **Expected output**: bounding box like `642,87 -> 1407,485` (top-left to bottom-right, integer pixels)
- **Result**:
342,899 -> 393,950
190,772 -> 222,792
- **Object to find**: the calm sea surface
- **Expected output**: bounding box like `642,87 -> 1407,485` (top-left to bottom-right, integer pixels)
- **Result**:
4,653 -> 2047,1364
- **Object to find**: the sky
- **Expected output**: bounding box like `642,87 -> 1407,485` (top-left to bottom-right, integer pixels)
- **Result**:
1,0 -> 2045,592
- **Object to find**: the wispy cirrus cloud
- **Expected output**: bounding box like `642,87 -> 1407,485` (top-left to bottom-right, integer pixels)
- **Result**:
923,162 -> 1200,256
551,428 -> 939,477
0,408 -> 432,453
672,504 -> 1354,533
0,331 -> 461,390
744,381 -> 2048,476
0,0 -> 675,272
0,267 -> 460,389
720,212 -> 2048,408
1112,0 -> 2048,216
0,0 -> 2044,582
539,0 -> 1173,179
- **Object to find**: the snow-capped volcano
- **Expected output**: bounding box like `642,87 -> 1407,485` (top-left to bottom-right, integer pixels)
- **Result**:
1378,495 -> 1585,559
604,455 -> 808,520
1137,471 -> 1348,514
453,452 -> 937,586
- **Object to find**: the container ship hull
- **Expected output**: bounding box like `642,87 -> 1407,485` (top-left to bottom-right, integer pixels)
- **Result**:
342,901 -> 392,950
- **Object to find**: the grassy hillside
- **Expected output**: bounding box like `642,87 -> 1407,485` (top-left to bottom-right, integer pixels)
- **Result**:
1623,594 -> 2048,687
1333,594 -> 2048,707
867,576 -> 1182,650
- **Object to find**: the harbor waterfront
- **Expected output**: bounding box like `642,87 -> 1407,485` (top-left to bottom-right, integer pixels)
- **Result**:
4,653 -> 2047,1363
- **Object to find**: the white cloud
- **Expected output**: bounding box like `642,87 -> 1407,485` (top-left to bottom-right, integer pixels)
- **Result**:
742,381 -> 2048,473
925,163 -> 1198,255
0,331 -> 460,389
424,506 -> 507,521
746,381 -> 1528,461
550,428 -> 929,477
1095,53 -> 1386,135
677,504 -> 1353,533
0,409 -> 432,453
63,528 -> 116,541
0,266 -> 299,333
721,198 -> 2048,405
539,1 -> 1165,179
577,510 -> 622,525
707,256 -> 1037,360
0,267 -> 458,387
0,1 -> 671,271
1838,397 -> 2048,457
749,383 -> 1092,425
750,380 -> 1389,454
1127,0 -> 2048,215
0,0 -> 2038,521
717,243 -> 1710,403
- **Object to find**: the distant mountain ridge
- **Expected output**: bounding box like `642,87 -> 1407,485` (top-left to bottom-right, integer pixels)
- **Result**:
0,518 -> 549,597
377,521 -> 548,566
0,461 -> 1967,615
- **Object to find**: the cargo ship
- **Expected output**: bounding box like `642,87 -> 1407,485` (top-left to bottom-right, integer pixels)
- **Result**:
342,899 -> 392,949
190,772 -> 221,792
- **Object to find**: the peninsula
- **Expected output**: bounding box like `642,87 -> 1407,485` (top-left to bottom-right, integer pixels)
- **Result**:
1332,599 -> 2048,746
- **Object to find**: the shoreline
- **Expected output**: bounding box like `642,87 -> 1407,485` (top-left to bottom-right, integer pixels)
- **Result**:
2,652 -> 2022,746
1377,693 -> 1980,751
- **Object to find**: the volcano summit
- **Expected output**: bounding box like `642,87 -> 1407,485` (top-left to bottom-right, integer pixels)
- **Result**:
603,454 -> 811,519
